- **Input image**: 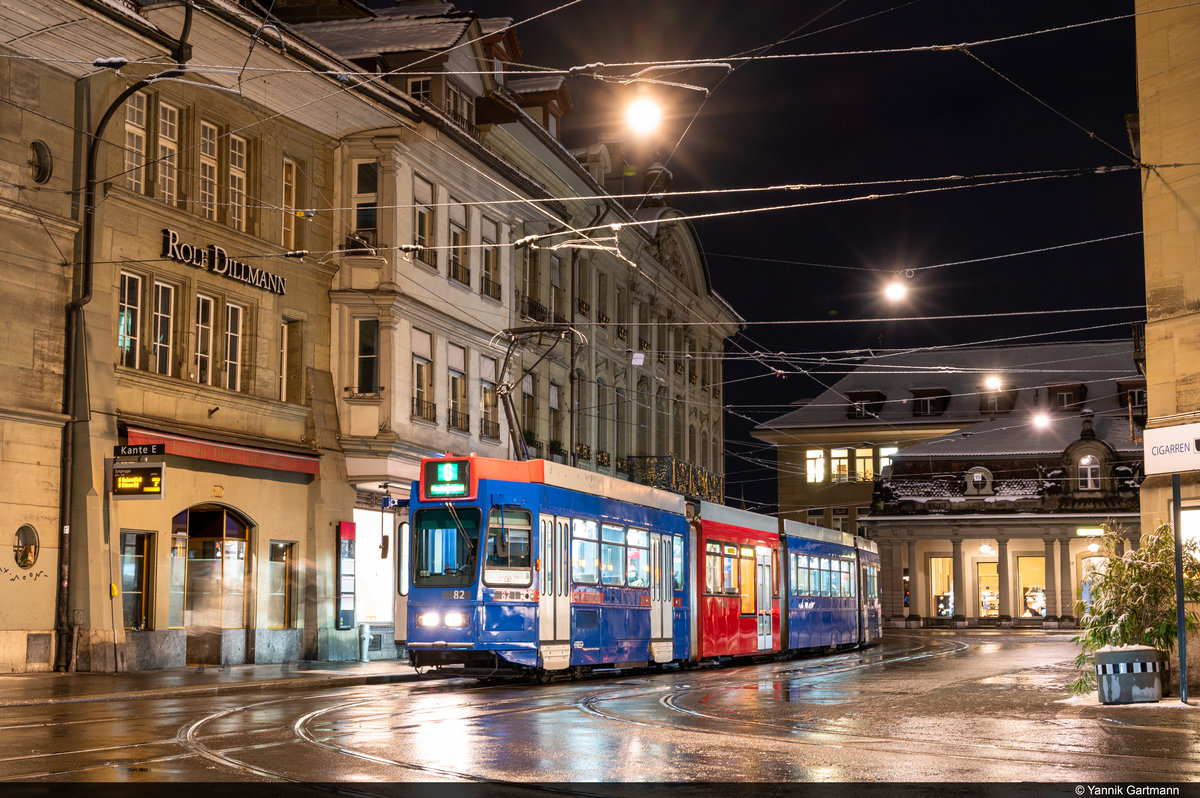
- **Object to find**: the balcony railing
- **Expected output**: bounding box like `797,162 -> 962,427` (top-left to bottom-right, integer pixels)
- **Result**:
412,397 -> 436,423
597,450 -> 611,468
575,442 -> 591,461
577,298 -> 590,317
480,417 -> 500,440
448,408 -> 470,432
518,294 -> 549,322
626,455 -> 724,503
449,260 -> 471,287
480,275 -> 502,301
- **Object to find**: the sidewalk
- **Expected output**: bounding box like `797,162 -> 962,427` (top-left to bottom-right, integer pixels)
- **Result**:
0,658 -> 422,708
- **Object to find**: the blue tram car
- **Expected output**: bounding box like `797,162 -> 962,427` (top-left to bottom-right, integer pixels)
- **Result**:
396,454 -> 880,678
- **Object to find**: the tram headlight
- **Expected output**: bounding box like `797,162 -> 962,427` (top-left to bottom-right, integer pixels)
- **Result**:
416,611 -> 440,628
443,611 -> 467,628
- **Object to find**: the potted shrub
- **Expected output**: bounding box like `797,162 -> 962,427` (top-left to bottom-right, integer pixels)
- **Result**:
1071,522 -> 1200,703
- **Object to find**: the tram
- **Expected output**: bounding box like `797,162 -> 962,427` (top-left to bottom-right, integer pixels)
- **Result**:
395,454 -> 880,679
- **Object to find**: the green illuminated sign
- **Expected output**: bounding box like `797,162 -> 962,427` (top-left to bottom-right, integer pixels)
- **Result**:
423,459 -> 471,499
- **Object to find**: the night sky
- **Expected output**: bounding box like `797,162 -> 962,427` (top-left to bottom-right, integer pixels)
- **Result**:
461,0 -> 1145,509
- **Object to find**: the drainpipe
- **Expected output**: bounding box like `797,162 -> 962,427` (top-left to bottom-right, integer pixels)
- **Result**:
55,7 -> 194,672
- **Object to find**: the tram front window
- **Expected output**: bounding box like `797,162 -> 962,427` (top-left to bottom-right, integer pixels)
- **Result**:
484,507 -> 533,586
412,507 -> 480,587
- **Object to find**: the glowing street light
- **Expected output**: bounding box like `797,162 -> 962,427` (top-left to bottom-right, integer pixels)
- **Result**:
625,96 -> 662,135
1032,412 -> 1050,429
884,279 -> 906,301
985,375 -> 1002,391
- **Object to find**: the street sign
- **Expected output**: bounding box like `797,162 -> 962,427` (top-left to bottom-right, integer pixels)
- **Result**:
115,443 -> 165,457
1144,422 -> 1200,475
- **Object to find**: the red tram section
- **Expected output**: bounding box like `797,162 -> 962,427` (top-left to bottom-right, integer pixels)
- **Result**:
693,502 -> 781,659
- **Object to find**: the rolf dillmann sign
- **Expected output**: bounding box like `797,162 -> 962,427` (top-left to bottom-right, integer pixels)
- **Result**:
161,228 -> 287,295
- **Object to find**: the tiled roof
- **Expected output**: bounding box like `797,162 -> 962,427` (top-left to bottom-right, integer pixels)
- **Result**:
888,412 -> 1140,459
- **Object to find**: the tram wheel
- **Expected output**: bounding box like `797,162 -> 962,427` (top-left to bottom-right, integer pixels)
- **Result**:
536,669 -> 554,684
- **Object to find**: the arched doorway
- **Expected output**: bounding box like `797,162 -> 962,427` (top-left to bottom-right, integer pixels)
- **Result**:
171,504 -> 253,664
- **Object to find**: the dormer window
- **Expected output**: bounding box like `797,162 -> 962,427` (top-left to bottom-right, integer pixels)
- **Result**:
979,384 -> 1016,415
911,388 -> 950,417
408,77 -> 432,104
846,391 -> 886,420
1079,455 -> 1101,490
1049,383 -> 1087,411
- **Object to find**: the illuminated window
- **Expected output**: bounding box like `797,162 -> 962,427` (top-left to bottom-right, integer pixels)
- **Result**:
855,448 -> 874,481
880,446 -> 899,473
739,548 -> 755,614
830,449 -> 850,482
805,449 -> 825,483
174,506 -> 250,629
571,518 -> 599,584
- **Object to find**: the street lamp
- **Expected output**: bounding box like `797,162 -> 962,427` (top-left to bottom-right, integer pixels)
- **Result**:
625,95 -> 662,135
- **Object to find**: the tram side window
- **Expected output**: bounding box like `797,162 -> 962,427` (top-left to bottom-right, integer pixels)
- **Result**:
601,524 -> 625,586
705,542 -> 722,593
739,547 -> 755,614
772,550 -> 780,597
820,557 -> 832,597
791,553 -> 808,597
571,518 -> 600,584
673,534 -> 684,591
844,560 -> 855,597
626,528 -> 649,587
723,545 -> 739,595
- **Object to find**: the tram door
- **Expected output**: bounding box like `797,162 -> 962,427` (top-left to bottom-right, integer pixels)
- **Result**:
649,533 -> 672,640
539,516 -> 571,644
756,547 -> 773,651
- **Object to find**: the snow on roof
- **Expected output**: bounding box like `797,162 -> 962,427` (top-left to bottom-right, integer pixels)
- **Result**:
889,411 -> 1140,460
758,340 -> 1139,431
292,14 -> 472,58
508,75 -> 567,94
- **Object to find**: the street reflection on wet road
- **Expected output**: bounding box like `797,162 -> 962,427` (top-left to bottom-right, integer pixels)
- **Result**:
3,630 -> 1198,784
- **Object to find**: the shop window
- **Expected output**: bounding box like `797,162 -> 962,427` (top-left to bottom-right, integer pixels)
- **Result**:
1018,555 -> 1046,618
978,561 -> 998,618
930,556 -> 953,617
168,530 -> 186,627
14,524 -> 38,569
174,506 -> 250,629
120,531 -> 153,630
265,541 -> 295,629
352,507 -> 395,623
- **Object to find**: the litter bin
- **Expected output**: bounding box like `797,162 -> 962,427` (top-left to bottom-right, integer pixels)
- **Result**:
1094,645 -> 1163,705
